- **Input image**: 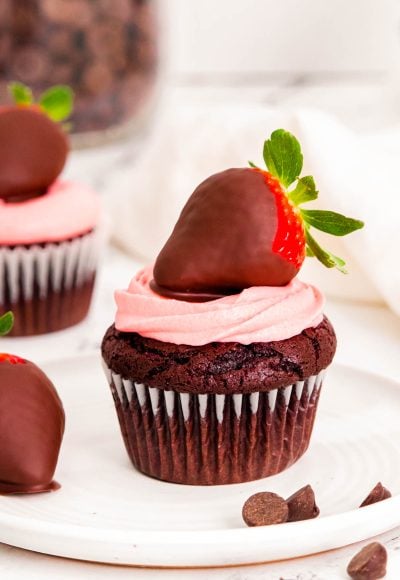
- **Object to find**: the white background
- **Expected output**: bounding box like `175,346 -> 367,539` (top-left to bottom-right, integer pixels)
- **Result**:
166,0 -> 400,78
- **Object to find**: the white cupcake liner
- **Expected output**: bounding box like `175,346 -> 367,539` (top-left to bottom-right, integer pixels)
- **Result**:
0,227 -> 103,304
104,359 -> 327,485
106,365 -> 326,423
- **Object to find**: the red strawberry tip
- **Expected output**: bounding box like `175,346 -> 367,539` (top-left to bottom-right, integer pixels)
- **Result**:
0,353 -> 27,365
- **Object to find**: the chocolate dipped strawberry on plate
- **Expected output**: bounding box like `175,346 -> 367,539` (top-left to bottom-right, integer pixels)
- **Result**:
0,312 -> 65,494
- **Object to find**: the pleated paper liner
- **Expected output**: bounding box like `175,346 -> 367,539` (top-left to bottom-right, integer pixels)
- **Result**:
104,362 -> 327,485
0,228 -> 102,336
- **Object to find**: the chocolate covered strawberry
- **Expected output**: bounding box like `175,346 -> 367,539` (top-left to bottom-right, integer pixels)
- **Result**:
0,82 -> 73,202
152,129 -> 364,301
0,311 -> 65,494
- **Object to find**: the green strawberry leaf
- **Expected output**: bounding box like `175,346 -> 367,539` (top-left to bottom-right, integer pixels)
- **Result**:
8,82 -> 33,106
305,230 -> 347,273
306,246 -> 315,257
0,311 -> 14,336
301,209 -> 364,236
39,85 -> 74,122
248,161 -> 259,169
263,129 -> 303,188
289,176 -> 318,205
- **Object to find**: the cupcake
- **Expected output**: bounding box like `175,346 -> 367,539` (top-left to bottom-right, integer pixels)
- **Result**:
0,84 -> 102,336
102,129 -> 363,485
0,311 -> 65,494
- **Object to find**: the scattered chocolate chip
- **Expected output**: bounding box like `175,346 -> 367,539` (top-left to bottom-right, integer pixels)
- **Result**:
347,542 -> 387,579
286,484 -> 319,522
242,492 -> 288,527
360,483 -> 392,508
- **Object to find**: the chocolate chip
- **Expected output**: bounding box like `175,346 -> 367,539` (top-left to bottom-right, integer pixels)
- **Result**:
82,63 -> 114,95
286,484 -> 320,522
11,47 -> 51,85
347,542 -> 387,579
242,492 -> 288,527
360,483 -> 392,508
41,0 -> 93,26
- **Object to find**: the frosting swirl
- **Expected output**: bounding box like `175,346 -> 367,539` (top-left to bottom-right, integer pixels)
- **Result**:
115,267 -> 324,346
0,180 -> 100,245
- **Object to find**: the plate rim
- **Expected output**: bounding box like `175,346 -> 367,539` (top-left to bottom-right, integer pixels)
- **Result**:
1,356 -> 400,566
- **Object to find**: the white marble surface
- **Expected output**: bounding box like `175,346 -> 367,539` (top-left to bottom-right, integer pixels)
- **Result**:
2,78 -> 400,578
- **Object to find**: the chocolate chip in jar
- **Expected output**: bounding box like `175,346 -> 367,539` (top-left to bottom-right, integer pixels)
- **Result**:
118,74 -> 152,117
0,1 -> 12,21
134,0 -> 158,36
41,0 -> 93,27
82,62 -> 114,96
0,32 -> 12,69
11,1 -> 40,42
10,46 -> 51,86
97,0 -> 134,23
136,35 -> 158,72
49,60 -> 76,86
46,26 -> 78,59
86,20 -> 127,62
72,91 -> 113,133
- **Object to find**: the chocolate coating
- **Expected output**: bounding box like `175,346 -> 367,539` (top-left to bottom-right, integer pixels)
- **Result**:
153,168 -> 298,300
0,357 -> 65,494
102,316 -> 336,394
0,107 -> 68,201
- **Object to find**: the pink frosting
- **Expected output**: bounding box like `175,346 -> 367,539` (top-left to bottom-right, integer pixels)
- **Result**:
115,267 -> 325,346
0,180 -> 101,244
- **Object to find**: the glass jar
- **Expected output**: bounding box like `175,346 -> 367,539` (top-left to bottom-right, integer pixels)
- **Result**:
0,0 -> 159,142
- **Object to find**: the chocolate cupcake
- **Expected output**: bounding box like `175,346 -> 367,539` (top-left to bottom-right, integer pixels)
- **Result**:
0,84 -> 103,336
102,129 -> 363,485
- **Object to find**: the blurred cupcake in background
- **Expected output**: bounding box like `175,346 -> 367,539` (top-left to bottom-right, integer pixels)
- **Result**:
0,83 -> 103,336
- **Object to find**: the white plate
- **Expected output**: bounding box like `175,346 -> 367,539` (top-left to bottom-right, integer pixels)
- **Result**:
1,355 -> 400,568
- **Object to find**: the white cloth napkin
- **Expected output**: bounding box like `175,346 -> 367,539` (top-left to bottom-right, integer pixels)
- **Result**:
101,97 -> 399,315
